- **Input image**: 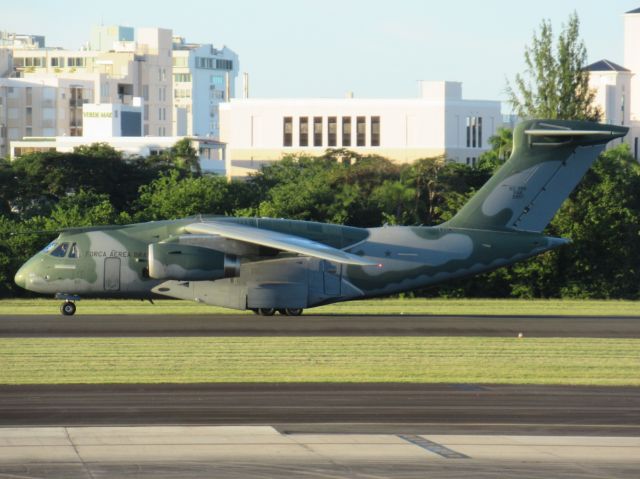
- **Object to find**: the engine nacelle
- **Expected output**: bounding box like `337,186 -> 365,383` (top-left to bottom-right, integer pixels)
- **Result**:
148,242 -> 240,281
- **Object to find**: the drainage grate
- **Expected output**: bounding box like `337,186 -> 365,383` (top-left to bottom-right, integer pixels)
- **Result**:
398,435 -> 470,459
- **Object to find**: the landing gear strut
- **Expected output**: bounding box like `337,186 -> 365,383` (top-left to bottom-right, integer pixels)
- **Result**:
60,301 -> 76,316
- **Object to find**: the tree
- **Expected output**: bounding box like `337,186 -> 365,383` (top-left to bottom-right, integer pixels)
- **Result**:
506,12 -> 601,121
134,170 -> 234,221
144,139 -> 202,177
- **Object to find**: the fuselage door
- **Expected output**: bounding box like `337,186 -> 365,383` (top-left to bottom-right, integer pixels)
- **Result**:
322,260 -> 341,296
104,257 -> 121,291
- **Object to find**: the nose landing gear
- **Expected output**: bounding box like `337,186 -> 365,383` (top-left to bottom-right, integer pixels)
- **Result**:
55,293 -> 80,316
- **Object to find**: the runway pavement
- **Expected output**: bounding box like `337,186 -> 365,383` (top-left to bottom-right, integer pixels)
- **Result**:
2,313 -> 640,337
1,383 -> 639,436
1,426 -> 639,479
1,314 -> 639,477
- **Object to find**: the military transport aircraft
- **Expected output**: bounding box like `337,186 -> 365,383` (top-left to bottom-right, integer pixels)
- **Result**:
14,119 -> 628,316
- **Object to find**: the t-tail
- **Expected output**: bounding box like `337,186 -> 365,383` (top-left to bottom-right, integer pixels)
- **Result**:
446,119 -> 628,233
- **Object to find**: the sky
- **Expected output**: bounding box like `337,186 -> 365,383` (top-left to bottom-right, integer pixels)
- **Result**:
3,0 -> 640,105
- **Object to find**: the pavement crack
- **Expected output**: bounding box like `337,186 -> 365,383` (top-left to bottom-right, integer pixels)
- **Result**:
64,428 -> 95,479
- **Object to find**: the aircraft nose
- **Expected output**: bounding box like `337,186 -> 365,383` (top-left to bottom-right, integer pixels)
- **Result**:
14,267 -> 26,289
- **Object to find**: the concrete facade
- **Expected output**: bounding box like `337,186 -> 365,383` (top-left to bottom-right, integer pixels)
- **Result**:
220,81 -> 501,178
172,37 -> 238,138
0,26 -> 174,157
588,8 -> 640,159
0,76 -> 95,156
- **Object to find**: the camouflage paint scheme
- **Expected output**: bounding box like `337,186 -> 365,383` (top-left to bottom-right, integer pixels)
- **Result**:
14,120 -> 628,313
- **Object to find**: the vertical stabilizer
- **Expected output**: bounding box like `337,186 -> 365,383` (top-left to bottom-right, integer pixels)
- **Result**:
446,119 -> 628,232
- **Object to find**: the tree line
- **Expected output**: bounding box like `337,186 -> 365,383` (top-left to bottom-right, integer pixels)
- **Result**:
1,134 -> 639,299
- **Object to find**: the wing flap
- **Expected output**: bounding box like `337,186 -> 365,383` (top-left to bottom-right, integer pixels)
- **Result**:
184,222 -> 376,266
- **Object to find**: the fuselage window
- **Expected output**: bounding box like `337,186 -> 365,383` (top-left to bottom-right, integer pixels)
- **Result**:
50,242 -> 70,257
68,243 -> 78,259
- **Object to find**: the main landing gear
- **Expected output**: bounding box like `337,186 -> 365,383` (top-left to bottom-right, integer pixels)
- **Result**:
55,293 -> 80,316
253,308 -> 304,316
60,301 -> 76,316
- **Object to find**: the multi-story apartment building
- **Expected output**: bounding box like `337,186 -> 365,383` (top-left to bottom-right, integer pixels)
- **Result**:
0,77 -> 95,156
220,81 -> 501,179
0,25 -> 174,156
172,36 -> 238,138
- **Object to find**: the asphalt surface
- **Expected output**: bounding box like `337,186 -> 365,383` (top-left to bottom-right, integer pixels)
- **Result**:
1,383 -> 639,435
2,313 -> 640,337
2,314 -> 639,477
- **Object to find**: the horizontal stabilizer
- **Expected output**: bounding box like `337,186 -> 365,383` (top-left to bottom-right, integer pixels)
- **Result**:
524,129 -> 623,137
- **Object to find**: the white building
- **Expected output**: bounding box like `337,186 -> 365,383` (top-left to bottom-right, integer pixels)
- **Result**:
588,7 -> 640,159
172,37 -> 238,138
219,81 -> 501,179
0,76 -> 95,156
9,98 -> 224,173
81,101 -> 143,138
2,26 -> 174,144
9,135 -> 225,174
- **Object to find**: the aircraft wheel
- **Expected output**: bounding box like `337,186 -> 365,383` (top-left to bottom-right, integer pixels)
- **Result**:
60,301 -> 76,316
284,308 -> 303,316
257,308 -> 276,316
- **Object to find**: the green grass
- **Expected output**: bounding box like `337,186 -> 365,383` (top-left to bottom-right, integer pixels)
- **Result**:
0,298 -> 640,316
0,337 -> 638,385
0,297 -> 638,316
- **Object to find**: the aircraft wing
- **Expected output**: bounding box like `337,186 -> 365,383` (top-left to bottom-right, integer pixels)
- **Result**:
184,221 -> 377,266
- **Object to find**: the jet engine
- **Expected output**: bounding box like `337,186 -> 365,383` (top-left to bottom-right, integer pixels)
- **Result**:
148,242 -> 240,281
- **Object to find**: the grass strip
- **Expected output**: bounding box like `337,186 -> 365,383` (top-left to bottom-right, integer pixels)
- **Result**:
0,337 -> 638,385
0,298 -> 639,316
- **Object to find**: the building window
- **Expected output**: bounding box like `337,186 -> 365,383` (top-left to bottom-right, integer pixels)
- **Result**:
51,57 -> 64,67
67,57 -> 85,67
342,117 -> 351,146
142,85 -> 149,101
174,73 -> 191,83
211,75 -> 225,86
328,117 -> 337,147
371,116 -> 380,147
356,116 -> 366,146
466,116 -> 482,148
196,57 -> 216,69
299,117 -> 308,147
283,117 -> 292,147
313,117 -> 322,147
173,57 -> 188,67
216,59 -> 233,70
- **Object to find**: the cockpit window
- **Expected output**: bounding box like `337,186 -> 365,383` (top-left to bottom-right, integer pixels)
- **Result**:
41,241 -> 57,254
50,242 -> 70,257
68,243 -> 78,259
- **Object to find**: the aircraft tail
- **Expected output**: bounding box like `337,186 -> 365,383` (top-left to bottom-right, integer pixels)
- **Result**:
445,119 -> 628,233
